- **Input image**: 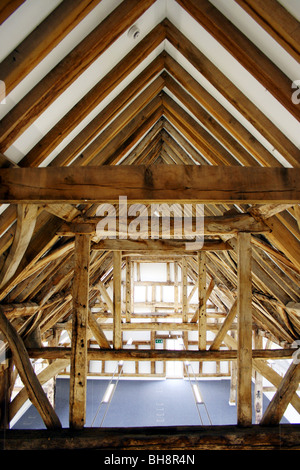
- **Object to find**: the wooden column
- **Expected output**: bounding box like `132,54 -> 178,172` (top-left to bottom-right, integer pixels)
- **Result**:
237,232 -> 252,426
125,257 -> 132,322
113,251 -> 122,349
198,252 -> 206,350
69,234 -> 90,429
181,257 -> 188,322
254,331 -> 263,423
174,261 -> 179,313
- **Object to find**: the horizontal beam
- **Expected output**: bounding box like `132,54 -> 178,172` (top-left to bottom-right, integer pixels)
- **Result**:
26,347 -> 296,361
59,213 -> 270,237
0,166 -> 299,203
91,239 -> 232,252
2,425 -> 300,450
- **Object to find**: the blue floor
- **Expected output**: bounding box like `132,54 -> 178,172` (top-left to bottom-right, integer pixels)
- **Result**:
12,378 -> 288,429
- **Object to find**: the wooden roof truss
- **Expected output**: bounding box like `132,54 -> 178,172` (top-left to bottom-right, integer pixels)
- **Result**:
0,0 -> 299,450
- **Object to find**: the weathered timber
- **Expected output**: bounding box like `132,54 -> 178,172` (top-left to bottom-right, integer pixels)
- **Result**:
1,425 -> 300,450
60,213 -> 270,237
175,0 -> 298,121
0,166 -> 299,203
26,347 -> 296,361
210,300 -> 237,350
0,307 -> 61,430
164,19 -> 300,167
0,0 -> 102,95
237,233 -> 252,426
0,0 -> 157,152
69,234 -> 90,429
260,360 -> 300,426
0,204 -> 38,288
113,251 -> 122,349
87,310 -> 110,350
92,239 -> 232,252
198,252 -> 206,350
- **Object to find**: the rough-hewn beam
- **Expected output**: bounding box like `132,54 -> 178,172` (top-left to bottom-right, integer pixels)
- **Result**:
0,204 -> 38,288
26,347 -> 296,362
1,425 -> 300,450
198,252 -> 206,350
113,251 -> 122,350
260,360 -> 300,426
0,307 -> 61,430
60,213 -> 270,237
69,234 -> 90,430
210,300 -> 237,351
87,310 -> 110,350
237,233 -> 252,427
0,166 -> 299,204
92,239 -> 232,252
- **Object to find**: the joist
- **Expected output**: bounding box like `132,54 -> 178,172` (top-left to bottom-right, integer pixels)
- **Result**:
60,212 -> 270,237
0,166 -> 299,204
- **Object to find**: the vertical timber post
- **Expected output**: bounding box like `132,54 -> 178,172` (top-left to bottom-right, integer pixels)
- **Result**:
237,232 -> 252,426
182,257 -> 188,322
198,252 -> 206,350
69,233 -> 90,429
113,251 -> 122,349
125,257 -> 132,323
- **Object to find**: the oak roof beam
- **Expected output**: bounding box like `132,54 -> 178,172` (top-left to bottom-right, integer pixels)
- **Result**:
175,0 -> 299,121
0,166 -> 299,204
164,19 -> 300,167
0,0 -> 103,95
234,0 -> 300,62
0,0 -> 157,152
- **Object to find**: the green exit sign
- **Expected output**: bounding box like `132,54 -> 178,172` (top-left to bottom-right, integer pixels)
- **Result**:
155,339 -> 163,344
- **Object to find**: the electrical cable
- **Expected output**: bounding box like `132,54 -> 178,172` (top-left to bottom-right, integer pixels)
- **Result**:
91,361 -> 124,427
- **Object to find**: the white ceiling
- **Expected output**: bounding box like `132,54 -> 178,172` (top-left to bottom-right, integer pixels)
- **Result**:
1,0 -> 299,166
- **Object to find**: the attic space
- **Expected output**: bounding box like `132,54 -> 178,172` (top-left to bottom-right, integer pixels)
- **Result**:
0,0 -> 300,451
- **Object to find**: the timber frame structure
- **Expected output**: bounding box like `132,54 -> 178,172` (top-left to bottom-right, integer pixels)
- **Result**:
0,0 -> 300,450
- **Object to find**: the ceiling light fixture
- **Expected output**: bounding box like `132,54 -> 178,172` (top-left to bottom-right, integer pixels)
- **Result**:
128,24 -> 140,40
